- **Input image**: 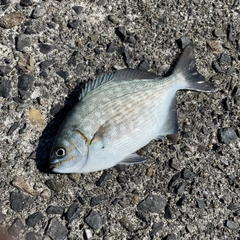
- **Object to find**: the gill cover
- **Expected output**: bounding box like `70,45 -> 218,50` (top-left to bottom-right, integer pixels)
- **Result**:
50,129 -> 89,173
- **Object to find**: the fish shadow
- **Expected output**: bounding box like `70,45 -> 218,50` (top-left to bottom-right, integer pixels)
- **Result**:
35,82 -> 85,173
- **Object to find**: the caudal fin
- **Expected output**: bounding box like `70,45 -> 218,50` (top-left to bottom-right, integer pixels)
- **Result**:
173,44 -> 217,92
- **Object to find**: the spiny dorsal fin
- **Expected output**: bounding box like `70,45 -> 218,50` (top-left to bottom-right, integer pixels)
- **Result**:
79,73 -> 114,100
79,69 -> 159,100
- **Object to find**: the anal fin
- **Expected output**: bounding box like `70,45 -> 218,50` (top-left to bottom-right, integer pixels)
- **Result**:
157,96 -> 179,138
118,153 -> 146,165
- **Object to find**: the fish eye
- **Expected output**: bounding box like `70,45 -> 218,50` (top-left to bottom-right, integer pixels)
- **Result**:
55,148 -> 66,157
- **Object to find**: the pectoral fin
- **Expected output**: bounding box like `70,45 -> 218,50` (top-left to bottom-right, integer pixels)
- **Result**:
118,154 -> 146,165
90,121 -> 110,150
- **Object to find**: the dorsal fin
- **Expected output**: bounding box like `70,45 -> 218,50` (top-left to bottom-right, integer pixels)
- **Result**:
79,73 -> 114,100
79,68 -> 159,100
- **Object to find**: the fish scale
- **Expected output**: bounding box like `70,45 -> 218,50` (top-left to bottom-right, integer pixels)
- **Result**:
49,44 -> 217,173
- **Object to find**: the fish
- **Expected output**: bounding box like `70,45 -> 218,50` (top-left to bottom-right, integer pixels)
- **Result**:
49,44 -> 217,173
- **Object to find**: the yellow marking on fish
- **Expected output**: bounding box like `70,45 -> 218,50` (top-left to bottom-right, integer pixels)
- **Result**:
53,155 -> 76,168
75,129 -> 91,144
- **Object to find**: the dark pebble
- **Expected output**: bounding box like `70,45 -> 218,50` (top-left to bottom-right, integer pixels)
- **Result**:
135,211 -> 149,222
18,74 -> 34,91
46,205 -> 64,215
123,50 -> 131,67
97,0 -> 105,6
39,43 -> 55,54
65,203 -> 81,222
57,70 -> 69,81
0,65 -> 12,76
227,23 -> 233,41
127,35 -> 137,44
39,59 -> 55,71
26,212 -> 44,227
7,122 -> 19,136
68,56 -> 77,66
50,104 -> 63,116
24,26 -> 36,34
212,60 -> 224,73
8,218 -> 25,237
96,170 -> 111,187
76,63 -> 85,75
90,195 -> 106,207
164,233 -> 177,240
85,210 -> 104,230
20,0 -> 32,7
196,199 -> 206,209
45,179 -> 62,192
164,205 -> 172,219
222,97 -> 231,111
138,60 -> 150,71
16,34 -> 31,51
225,220 -> 238,230
227,202 -> 239,211
77,196 -> 88,205
116,26 -> 127,42
68,19 -> 79,29
0,80 -> 11,98
232,86 -> 240,97
119,216 -> 135,232
1,0 -> 10,5
205,222 -> 215,234
107,40 -> 116,52
40,71 -> 48,78
18,89 -> 31,100
26,232 -> 42,240
176,195 -> 187,207
168,172 -> 181,189
218,127 -> 238,144
137,194 -> 166,213
175,181 -> 186,194
219,53 -> 231,63
178,36 -> 192,49
149,221 -> 164,238
45,218 -> 68,240
94,48 -> 101,55
10,192 -> 33,212
72,6 -> 83,15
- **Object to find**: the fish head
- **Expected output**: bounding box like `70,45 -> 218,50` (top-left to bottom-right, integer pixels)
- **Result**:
49,129 -> 89,173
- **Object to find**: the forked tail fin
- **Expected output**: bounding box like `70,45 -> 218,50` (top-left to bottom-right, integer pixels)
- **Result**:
173,44 -> 217,92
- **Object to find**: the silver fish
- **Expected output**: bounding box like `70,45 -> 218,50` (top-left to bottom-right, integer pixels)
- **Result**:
49,44 -> 217,173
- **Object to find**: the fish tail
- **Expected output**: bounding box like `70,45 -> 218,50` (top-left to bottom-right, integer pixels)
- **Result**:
173,44 -> 217,92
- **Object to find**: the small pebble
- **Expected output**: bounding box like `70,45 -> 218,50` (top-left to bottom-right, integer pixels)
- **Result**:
175,181 -> 186,194
85,210 -> 104,230
186,224 -> 197,233
25,232 -> 42,240
0,80 -> 11,98
225,220 -> 238,230
29,108 -> 47,130
218,127 -> 238,144
178,36 -> 192,49
76,63 -> 85,75
8,218 -> 25,237
137,194 -> 166,213
7,122 -> 19,136
181,168 -> 194,180
165,233 -> 176,240
219,53 -> 231,63
138,60 -> 150,71
39,44 -> 55,54
39,59 -> 55,71
46,206 -> 64,215
227,202 -> 239,211
116,26 -> 127,42
119,216 -> 135,232
20,0 -> 32,7
107,41 -> 116,53
32,6 -> 46,18
168,172 -> 181,189
96,170 -> 111,186
72,6 -> 83,15
164,205 -> 172,219
149,221 -> 164,238
212,60 -> 224,73
16,34 -> 31,52
176,195 -> 187,207
10,192 -> 33,212
213,28 -> 225,38
0,12 -> 24,28
45,218 -> 68,240
146,166 -> 153,177
196,199 -> 206,209
26,212 -> 44,227
68,19 -> 79,29
18,74 -> 34,91
135,211 -> 149,222
169,158 -> 181,171
45,179 -> 62,192
65,203 -> 81,222
90,195 -> 106,207
108,15 -> 119,24
57,70 -> 69,81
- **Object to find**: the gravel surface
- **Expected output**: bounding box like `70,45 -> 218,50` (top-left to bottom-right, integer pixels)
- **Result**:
0,0 -> 240,240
